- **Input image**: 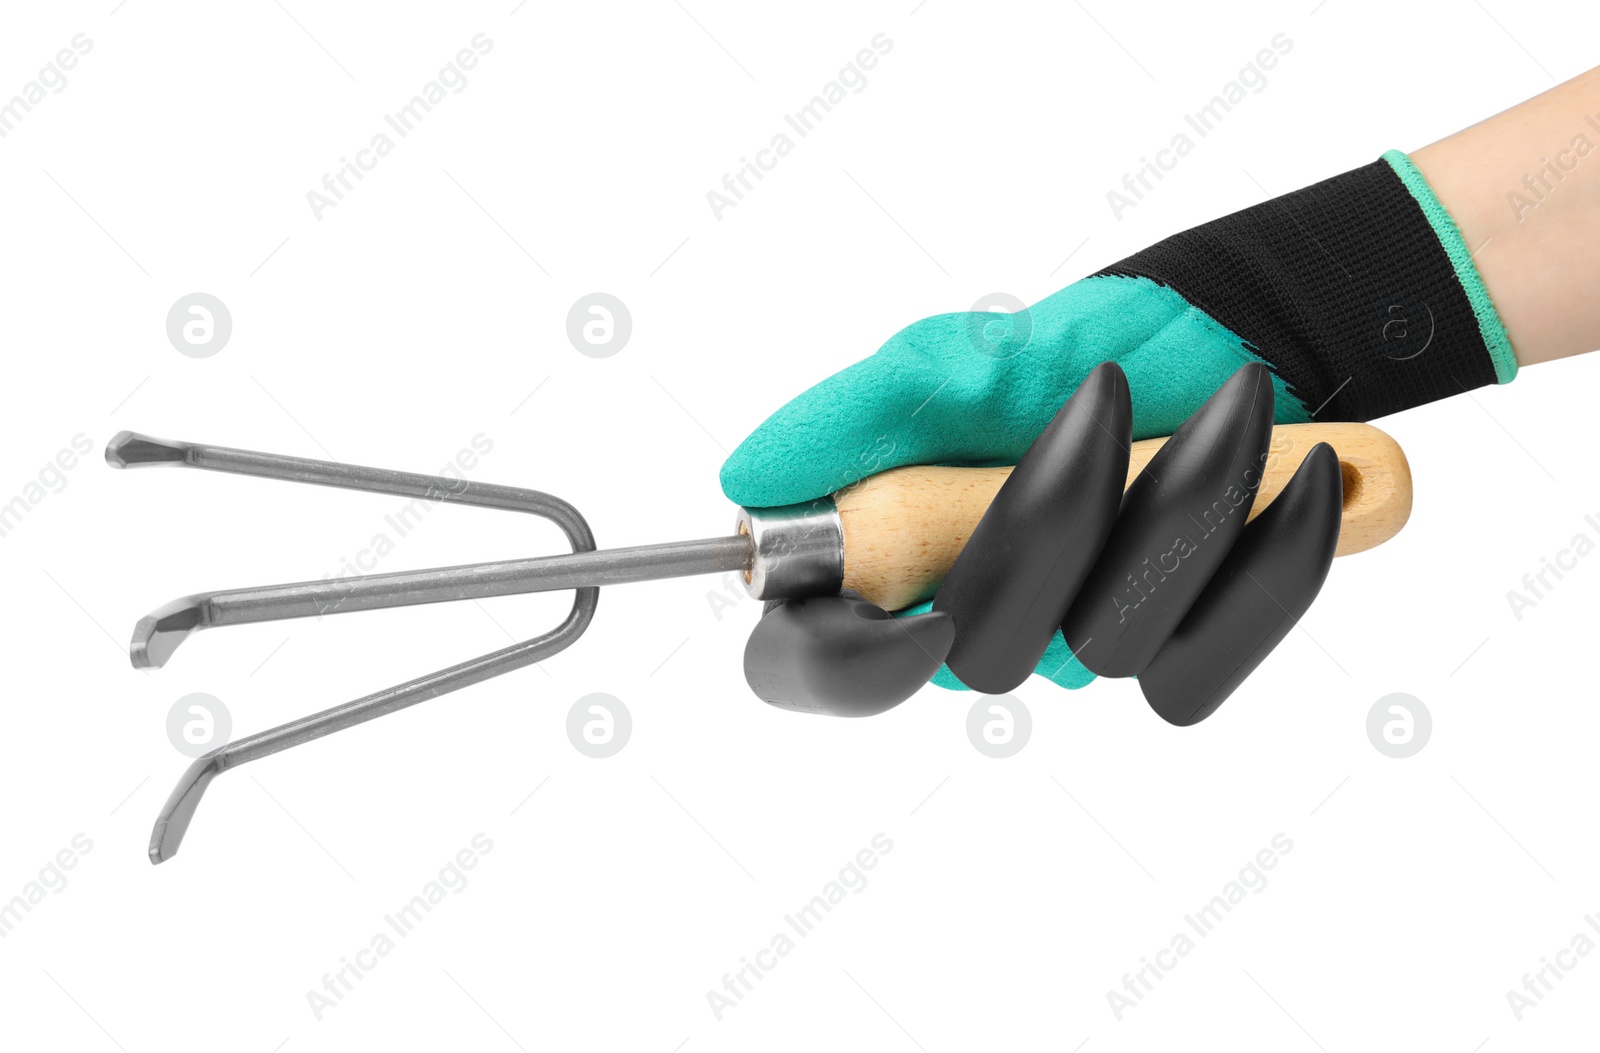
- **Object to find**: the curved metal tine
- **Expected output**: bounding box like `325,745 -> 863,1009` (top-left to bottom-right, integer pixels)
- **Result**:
108,429 -> 597,664
106,429 -> 595,547
107,431 -> 601,863
150,605 -> 592,864
128,536 -> 752,669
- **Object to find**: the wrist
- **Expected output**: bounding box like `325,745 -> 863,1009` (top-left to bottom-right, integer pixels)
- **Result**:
1410,65 -> 1600,367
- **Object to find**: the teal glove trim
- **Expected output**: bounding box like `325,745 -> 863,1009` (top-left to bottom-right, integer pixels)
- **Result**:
721,276 -> 1311,509
1381,148 -> 1519,385
898,599 -> 1099,691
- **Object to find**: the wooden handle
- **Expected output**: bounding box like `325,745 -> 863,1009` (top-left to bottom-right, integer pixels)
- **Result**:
834,421 -> 1411,611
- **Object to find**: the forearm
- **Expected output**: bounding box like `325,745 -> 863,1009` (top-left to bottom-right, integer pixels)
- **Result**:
1411,65 -> 1600,367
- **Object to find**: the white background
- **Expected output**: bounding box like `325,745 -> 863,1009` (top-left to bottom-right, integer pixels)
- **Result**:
2,0 -> 1597,1049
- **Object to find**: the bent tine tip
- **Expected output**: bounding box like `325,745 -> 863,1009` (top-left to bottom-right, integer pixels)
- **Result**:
130,596 -> 205,669
148,828 -> 174,865
149,755 -> 223,864
106,431 -> 189,469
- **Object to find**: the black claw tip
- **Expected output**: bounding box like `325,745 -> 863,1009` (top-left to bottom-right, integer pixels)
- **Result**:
744,596 -> 954,717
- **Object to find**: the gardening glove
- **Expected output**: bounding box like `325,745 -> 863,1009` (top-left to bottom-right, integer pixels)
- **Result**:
723,150 -> 1517,696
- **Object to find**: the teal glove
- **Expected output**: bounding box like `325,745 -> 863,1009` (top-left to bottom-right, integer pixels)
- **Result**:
721,276 -> 1307,510
721,280 -> 1299,690
722,151 -> 1516,691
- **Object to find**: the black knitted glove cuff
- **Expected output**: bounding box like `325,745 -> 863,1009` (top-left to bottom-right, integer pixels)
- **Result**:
1098,151 -> 1519,421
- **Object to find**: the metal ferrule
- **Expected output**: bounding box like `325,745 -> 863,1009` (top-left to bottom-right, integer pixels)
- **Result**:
735,497 -> 845,600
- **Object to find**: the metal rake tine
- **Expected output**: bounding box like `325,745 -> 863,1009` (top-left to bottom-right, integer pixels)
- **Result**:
109,431 -> 606,863
129,536 -> 752,669
111,431 -> 751,668
149,609 -> 591,864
